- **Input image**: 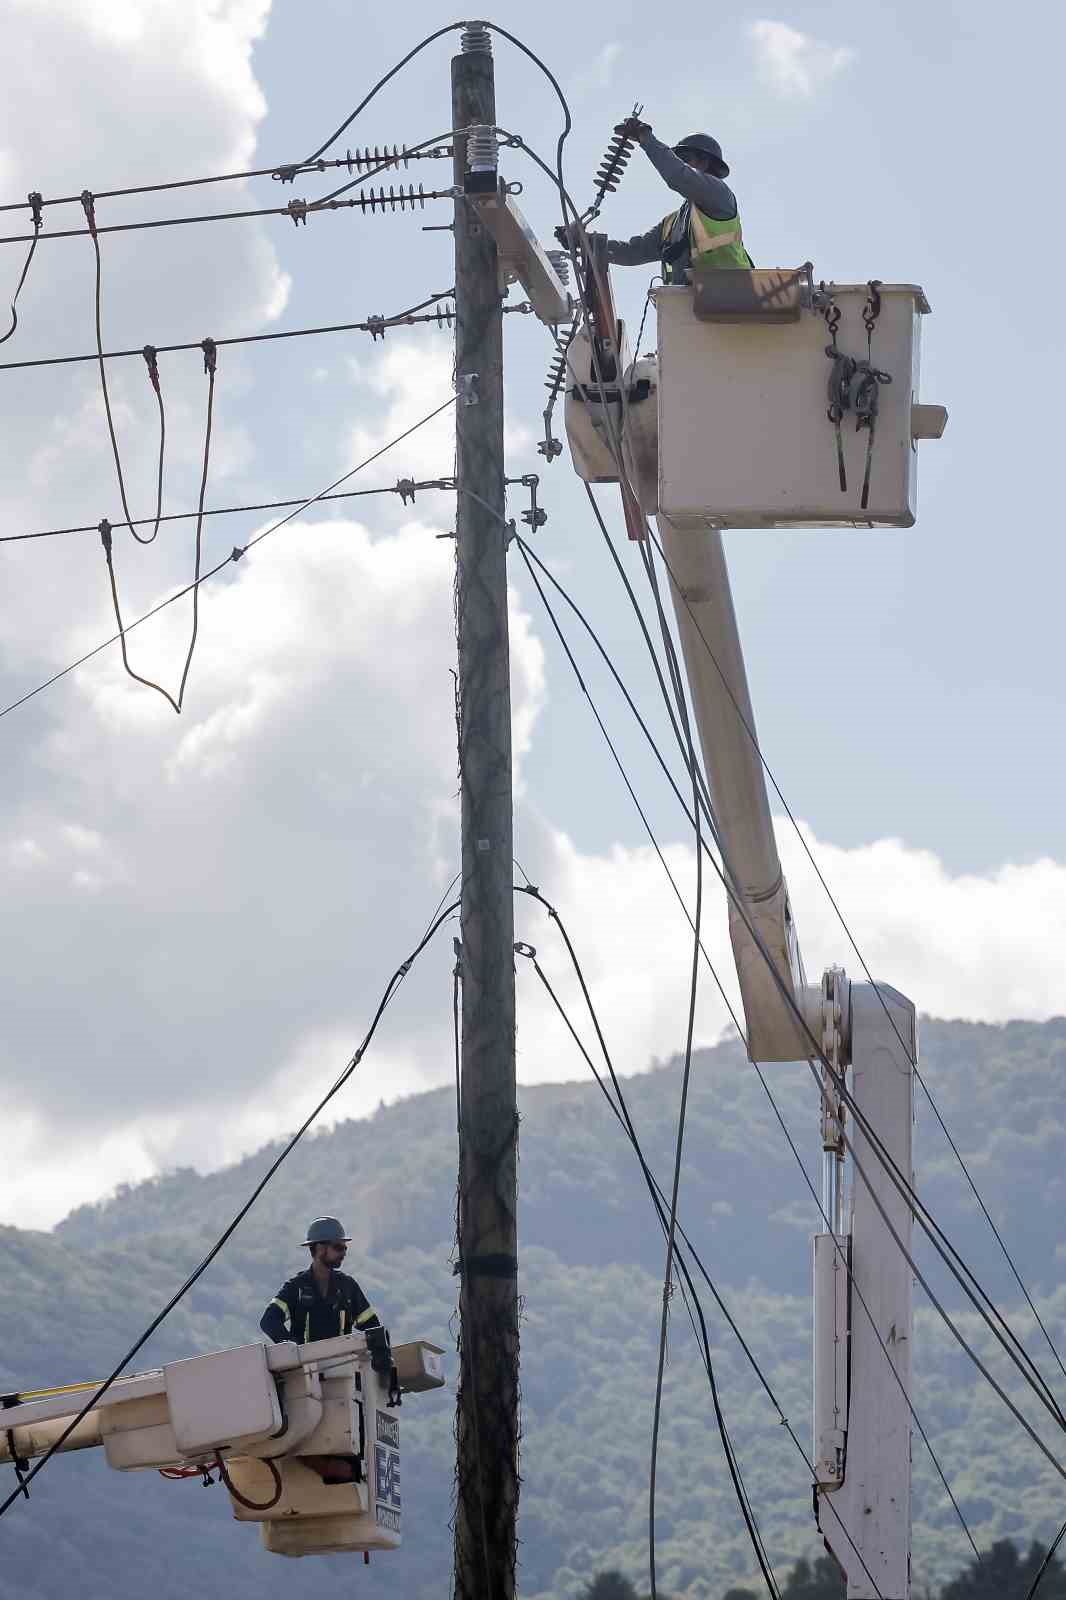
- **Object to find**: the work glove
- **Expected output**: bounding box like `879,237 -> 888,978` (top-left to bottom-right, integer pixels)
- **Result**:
614,117 -> 651,143
553,224 -> 606,253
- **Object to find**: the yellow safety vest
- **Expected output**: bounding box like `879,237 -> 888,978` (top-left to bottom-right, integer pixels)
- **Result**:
660,202 -> 750,281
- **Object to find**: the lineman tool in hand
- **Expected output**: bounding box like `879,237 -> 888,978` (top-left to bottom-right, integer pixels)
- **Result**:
599,122 -> 753,282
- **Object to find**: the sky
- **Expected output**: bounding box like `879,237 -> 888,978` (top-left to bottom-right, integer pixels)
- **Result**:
1,0 -> 1065,1229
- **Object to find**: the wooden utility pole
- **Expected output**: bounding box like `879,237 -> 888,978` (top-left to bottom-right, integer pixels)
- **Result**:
451,24 -> 519,1600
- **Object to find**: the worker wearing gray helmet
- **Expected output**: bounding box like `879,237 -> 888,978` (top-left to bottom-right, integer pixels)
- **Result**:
559,118 -> 752,282
260,1216 -> 381,1347
260,1218 -> 385,1487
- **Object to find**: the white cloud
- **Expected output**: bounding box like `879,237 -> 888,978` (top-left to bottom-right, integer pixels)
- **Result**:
0,0 -> 287,669
747,19 -> 855,99
569,42 -> 622,101
781,826 -> 1066,1024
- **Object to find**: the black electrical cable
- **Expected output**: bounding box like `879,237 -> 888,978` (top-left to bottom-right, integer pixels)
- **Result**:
636,529 -> 948,1597
0,225 -> 41,345
521,883 -> 975,1583
615,503 -> 1066,1457
0,291 -> 456,374
0,893 -> 460,1519
514,906 -> 783,1599
639,516 -> 1066,1393
0,395 -> 457,721
99,339 -> 216,713
527,401 -> 1064,1459
141,349 -> 166,546
2,477 -> 458,547
302,28 -> 464,165
637,529 -> 706,1600
215,1452 -> 282,1511
571,437 -> 1066,1442
0,145 -> 452,218
0,184 -> 453,249
1025,1516 -> 1066,1599
83,203 -> 149,545
511,536 -> 982,1567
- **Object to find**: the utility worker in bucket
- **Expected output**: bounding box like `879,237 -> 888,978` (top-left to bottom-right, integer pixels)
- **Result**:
260,1216 -> 387,1485
261,1217 -> 382,1346
560,120 -> 753,283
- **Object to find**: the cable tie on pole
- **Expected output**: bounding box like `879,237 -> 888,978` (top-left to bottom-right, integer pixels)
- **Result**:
513,941 -> 536,959
79,189 -> 97,236
141,344 -> 160,394
201,337 -> 217,375
97,517 -> 112,555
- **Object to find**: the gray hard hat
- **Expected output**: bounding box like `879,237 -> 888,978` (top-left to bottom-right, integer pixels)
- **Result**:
672,133 -> 729,178
303,1216 -> 350,1246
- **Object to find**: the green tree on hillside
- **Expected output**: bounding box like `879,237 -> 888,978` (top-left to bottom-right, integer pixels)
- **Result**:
582,1573 -> 640,1600
940,1537 -> 1066,1598
722,1587 -> 758,1599
780,1555 -> 845,1597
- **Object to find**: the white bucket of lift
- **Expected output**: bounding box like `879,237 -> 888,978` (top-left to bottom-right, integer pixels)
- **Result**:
653,280 -> 945,529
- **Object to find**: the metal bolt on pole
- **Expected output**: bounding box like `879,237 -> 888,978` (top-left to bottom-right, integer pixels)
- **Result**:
451,22 -> 519,1600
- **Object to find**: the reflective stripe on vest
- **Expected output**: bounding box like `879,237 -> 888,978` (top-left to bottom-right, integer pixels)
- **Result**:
689,205 -> 749,269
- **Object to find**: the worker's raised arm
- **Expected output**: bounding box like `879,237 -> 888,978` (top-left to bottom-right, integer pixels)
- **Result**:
639,131 -> 738,221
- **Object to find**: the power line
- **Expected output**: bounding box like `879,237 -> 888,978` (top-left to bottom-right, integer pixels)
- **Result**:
0,292 -> 456,373
638,517 -> 1066,1393
0,394 -> 457,720
514,530 -> 977,1569
584,481 -> 1066,1456
302,27 -> 465,165
644,556 -> 705,1600
1026,1517 -> 1066,1598
0,184 -> 455,249
0,143 -> 453,217
101,340 -> 216,713
1,224 -> 40,345
1,477 -> 457,546
515,895 -> 782,1599
0,892 -> 460,1520
510,534 -> 986,1568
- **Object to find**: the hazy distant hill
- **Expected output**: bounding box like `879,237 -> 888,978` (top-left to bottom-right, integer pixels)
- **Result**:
3,1017 -> 1066,1599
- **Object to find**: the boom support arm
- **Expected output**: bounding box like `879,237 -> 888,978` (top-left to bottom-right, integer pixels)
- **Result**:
656,516 -> 816,1060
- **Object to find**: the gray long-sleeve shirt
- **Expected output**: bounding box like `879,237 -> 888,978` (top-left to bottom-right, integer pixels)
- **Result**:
606,132 -> 739,268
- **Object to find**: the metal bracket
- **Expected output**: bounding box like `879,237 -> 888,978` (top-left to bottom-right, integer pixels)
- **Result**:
519,474 -> 546,530
820,964 -> 849,1155
459,372 -> 479,407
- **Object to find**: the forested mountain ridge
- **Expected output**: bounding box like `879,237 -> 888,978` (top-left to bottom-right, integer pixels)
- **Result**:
2,1016 -> 1066,1599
